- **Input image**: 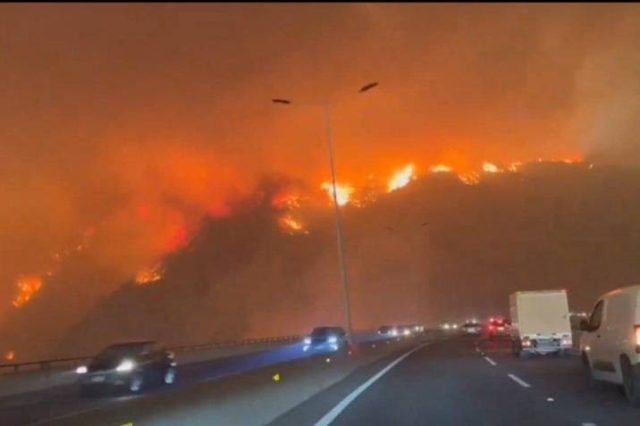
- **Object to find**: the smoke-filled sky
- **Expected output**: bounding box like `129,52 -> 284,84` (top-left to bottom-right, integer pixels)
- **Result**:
1,3 -> 640,322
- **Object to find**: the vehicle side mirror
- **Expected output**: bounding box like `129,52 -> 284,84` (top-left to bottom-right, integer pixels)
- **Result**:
579,319 -> 590,332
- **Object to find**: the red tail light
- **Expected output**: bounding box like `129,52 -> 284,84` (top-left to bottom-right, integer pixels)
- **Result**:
635,325 -> 640,353
489,325 -> 495,331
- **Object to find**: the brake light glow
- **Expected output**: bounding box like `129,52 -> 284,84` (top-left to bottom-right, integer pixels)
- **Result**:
635,325 -> 640,353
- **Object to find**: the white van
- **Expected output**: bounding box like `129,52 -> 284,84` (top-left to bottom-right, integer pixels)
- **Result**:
580,285 -> 640,405
509,290 -> 572,357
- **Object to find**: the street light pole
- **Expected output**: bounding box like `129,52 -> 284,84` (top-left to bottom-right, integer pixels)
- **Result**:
323,103 -> 354,345
272,82 -> 378,346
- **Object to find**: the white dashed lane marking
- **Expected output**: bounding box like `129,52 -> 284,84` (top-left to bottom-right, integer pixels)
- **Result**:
483,356 -> 497,366
507,373 -> 531,388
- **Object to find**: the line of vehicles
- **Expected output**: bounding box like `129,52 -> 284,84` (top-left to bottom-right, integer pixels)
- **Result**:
300,323 -> 426,354
509,285 -> 640,406
74,323 -> 425,397
440,290 -> 573,357
70,283 -> 640,407
376,324 -> 425,337
439,285 -> 640,406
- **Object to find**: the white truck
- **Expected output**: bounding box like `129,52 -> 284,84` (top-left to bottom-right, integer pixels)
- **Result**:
509,290 -> 572,358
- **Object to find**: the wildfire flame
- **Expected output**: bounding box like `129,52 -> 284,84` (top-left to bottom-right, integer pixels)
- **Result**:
507,161 -> 523,172
388,164 -> 416,192
12,275 -> 43,308
431,164 -> 453,173
278,214 -> 308,235
135,264 -> 164,285
482,162 -> 502,173
271,192 -> 301,210
321,182 -> 354,206
459,172 -> 480,185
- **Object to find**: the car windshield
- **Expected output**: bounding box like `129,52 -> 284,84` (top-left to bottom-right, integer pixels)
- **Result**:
95,343 -> 151,360
311,328 -> 338,337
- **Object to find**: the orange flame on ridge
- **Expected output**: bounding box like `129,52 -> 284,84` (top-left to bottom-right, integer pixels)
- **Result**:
135,264 -> 164,285
388,164 -> 416,192
431,164 -> 453,173
321,182 -> 354,206
278,214 -> 308,235
12,275 -> 43,308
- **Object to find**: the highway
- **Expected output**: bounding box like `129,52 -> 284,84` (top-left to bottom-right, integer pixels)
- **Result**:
273,335 -> 640,426
0,331 -> 394,426
3,333 -> 640,425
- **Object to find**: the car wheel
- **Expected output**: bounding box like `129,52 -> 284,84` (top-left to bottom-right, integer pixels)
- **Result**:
163,367 -> 176,385
621,356 -> 640,406
129,374 -> 144,393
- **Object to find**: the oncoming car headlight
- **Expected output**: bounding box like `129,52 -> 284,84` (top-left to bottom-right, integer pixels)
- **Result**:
75,365 -> 88,374
115,359 -> 136,373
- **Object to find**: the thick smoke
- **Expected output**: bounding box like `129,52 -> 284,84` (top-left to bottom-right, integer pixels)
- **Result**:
1,4 -> 640,353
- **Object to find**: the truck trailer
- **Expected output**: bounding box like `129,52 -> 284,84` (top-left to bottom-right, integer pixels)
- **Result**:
509,290 -> 572,357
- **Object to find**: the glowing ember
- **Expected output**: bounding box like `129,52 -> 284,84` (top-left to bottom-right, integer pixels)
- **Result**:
507,161 -> 523,172
12,275 -> 43,308
271,192 -> 301,210
4,350 -> 15,361
135,264 -> 164,285
278,214 -> 308,235
430,164 -> 453,173
482,162 -> 502,173
321,182 -> 354,206
388,164 -> 416,192
561,157 -> 584,164
459,172 -> 480,185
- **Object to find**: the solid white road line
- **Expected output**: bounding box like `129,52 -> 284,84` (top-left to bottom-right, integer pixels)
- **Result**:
507,373 -> 531,388
313,342 -> 430,426
483,356 -> 497,366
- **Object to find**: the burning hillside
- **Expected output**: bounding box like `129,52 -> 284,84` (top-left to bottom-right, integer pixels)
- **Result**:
2,160 -> 635,360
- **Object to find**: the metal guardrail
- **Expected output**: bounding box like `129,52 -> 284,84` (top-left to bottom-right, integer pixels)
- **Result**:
0,335 -> 301,374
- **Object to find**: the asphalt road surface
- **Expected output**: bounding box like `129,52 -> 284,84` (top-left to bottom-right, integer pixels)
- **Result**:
272,334 -> 640,426
0,333 -> 385,426
5,333 -> 640,426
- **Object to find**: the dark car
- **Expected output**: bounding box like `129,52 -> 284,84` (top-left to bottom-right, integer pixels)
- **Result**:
378,325 -> 399,337
488,318 -> 511,340
303,327 -> 348,352
76,341 -> 176,395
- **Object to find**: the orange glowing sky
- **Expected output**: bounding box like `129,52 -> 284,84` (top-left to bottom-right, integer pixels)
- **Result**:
1,4 -> 640,316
